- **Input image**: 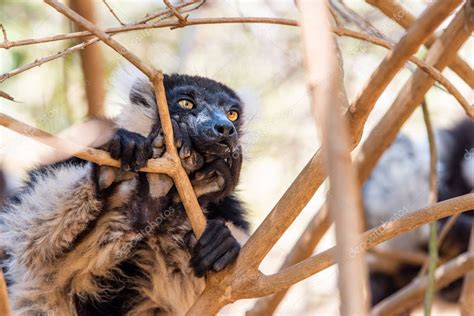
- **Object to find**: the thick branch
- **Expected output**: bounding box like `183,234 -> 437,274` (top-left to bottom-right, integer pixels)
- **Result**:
366,0 -> 474,89
0,113 -> 175,173
299,0 -> 368,314
347,0 -> 463,145
70,0 -> 106,118
250,194 -> 474,298
460,227 -> 474,316
372,251 -> 474,315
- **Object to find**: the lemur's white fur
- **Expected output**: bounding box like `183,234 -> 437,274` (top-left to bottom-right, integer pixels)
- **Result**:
0,71 -> 247,315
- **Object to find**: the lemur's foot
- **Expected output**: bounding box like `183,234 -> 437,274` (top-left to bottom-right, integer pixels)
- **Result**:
187,219 -> 240,277
108,129 -> 153,171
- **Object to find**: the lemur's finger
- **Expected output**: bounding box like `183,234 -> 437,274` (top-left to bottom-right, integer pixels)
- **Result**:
171,120 -> 183,148
152,130 -> 164,148
109,134 -> 122,160
193,228 -> 231,261
212,245 -> 240,272
121,138 -> 136,171
133,138 -> 153,170
178,122 -> 192,159
192,236 -> 235,277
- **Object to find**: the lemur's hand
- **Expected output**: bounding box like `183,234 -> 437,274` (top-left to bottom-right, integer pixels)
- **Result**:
186,219 -> 241,277
153,119 -> 204,173
108,129 -> 153,171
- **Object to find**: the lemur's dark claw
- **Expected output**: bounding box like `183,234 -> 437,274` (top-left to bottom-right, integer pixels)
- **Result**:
108,129 -> 153,171
190,219 -> 240,277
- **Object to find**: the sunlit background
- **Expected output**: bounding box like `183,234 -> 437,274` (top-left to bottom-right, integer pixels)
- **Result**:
0,0 -> 472,314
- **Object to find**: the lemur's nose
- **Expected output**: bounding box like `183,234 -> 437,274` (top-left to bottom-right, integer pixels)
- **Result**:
213,121 -> 235,138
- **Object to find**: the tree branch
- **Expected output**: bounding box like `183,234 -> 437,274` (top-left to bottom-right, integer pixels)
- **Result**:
102,0 -> 125,26
248,4 -> 473,313
460,226 -> 474,316
299,0 -> 369,314
366,0 -> 474,89
372,251 -> 474,315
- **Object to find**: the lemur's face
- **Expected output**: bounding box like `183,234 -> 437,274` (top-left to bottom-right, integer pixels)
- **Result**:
127,74 -> 244,159
164,75 -> 244,158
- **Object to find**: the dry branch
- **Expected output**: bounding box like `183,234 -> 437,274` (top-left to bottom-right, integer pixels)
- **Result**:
249,3 -> 472,313
299,0 -> 369,314
0,269 -> 10,316
252,194 -> 474,298
102,0 -> 125,26
372,251 -> 474,315
3,22 -> 471,120
460,226 -> 474,316
44,0 -> 206,237
347,0 -> 463,145
0,113 -> 175,174
70,0 -> 106,118
421,100 -> 438,315
366,0 -> 474,89
163,0 -> 188,23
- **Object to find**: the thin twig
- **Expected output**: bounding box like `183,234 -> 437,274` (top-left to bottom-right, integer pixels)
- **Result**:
421,100 -> 438,316
3,22 -> 472,118
163,0 -> 188,24
102,0 -> 126,25
0,24 -> 9,46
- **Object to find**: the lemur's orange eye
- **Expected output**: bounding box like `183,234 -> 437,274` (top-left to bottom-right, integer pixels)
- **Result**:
227,110 -> 239,122
178,99 -> 194,109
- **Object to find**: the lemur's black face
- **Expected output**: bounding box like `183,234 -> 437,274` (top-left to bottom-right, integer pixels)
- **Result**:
164,74 -> 243,158
128,74 -> 244,159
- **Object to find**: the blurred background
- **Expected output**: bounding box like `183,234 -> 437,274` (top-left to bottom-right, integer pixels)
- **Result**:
0,0 -> 472,314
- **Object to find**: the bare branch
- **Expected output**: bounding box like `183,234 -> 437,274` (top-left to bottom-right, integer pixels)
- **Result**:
0,24 -> 8,47
421,100 -> 438,315
347,0 -> 463,145
372,251 -> 474,315
299,0 -> 369,314
248,5 -> 473,313
0,113 -> 175,174
367,0 -> 474,89
251,194 -> 474,298
0,270 -> 10,316
102,0 -> 126,25
460,226 -> 474,316
5,23 -> 471,120
163,0 -> 188,24
0,90 -> 18,102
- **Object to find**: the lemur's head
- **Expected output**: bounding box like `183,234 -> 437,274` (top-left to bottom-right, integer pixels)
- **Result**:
118,73 -> 244,159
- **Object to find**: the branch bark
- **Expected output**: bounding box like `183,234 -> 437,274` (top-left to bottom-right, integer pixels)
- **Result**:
460,226 -> 474,316
372,251 -> 474,315
299,0 -> 369,314
70,0 -> 106,118
366,0 -> 474,89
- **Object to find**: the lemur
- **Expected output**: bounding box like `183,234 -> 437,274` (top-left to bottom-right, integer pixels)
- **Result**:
0,73 -> 250,315
363,119 -> 474,305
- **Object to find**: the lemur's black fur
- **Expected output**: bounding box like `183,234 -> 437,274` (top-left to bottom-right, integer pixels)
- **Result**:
0,74 -> 249,315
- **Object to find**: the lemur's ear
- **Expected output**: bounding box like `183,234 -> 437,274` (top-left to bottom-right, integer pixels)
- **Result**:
129,78 -> 156,108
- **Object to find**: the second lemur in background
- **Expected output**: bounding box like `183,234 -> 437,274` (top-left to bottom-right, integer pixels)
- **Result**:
364,119 -> 474,305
